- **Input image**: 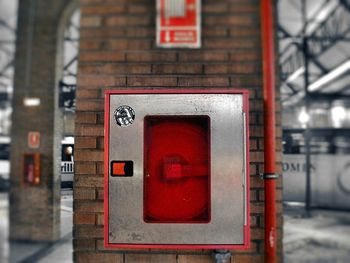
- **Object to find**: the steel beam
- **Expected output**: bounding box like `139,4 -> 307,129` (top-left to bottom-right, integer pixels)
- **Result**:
307,5 -> 350,56
279,2 -> 350,80
0,19 -> 16,33
0,59 -> 14,77
280,1 -> 350,105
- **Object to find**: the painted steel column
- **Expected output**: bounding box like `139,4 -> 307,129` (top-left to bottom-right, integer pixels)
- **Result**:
301,0 -> 312,218
261,1 -> 277,262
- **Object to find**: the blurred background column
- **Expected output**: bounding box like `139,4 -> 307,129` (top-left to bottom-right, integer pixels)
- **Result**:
9,0 -> 74,242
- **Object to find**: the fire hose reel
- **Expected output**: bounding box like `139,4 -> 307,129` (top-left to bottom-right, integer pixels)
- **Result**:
104,89 -> 250,249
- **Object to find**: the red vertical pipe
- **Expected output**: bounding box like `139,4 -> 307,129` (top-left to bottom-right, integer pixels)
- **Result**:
261,1 -> 277,263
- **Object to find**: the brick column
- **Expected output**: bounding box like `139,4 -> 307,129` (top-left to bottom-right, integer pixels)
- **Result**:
74,0 -> 282,262
10,0 -> 72,242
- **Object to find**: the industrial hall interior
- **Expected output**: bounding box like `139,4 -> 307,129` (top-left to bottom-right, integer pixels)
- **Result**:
0,0 -> 350,262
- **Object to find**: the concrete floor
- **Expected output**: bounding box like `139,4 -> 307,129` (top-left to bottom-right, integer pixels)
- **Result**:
0,191 -> 73,263
284,204 -> 350,263
1,192 -> 350,262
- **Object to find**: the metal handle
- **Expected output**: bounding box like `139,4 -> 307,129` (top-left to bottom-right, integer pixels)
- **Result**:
242,111 -> 247,226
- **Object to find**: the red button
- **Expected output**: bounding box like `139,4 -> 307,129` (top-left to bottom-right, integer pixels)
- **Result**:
112,162 -> 125,176
110,161 -> 133,177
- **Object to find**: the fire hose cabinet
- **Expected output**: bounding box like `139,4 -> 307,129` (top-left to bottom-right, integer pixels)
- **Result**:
23,153 -> 41,186
104,89 -> 250,249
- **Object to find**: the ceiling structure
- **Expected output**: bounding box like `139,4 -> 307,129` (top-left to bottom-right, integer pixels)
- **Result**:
60,9 -> 80,111
0,0 -> 79,135
0,0 -> 18,135
278,0 -> 350,108
0,0 -> 17,92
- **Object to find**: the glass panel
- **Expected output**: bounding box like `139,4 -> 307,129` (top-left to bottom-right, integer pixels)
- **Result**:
144,116 -> 210,223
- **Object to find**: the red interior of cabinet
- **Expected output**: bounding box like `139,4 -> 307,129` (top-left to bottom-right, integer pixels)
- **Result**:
23,153 -> 41,186
144,116 -> 210,223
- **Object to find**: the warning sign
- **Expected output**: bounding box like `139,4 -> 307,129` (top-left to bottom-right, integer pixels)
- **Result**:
156,0 -> 201,48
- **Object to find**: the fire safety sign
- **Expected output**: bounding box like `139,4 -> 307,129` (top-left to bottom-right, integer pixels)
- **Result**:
28,131 -> 40,149
156,0 -> 201,48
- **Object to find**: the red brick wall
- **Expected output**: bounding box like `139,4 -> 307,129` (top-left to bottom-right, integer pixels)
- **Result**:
74,0 -> 282,262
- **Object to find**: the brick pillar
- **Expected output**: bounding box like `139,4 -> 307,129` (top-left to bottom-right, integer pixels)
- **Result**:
10,0 -> 73,242
74,0 -> 282,262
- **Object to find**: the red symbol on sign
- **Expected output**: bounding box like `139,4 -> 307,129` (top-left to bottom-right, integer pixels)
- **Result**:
157,0 -> 201,48
28,132 -> 40,149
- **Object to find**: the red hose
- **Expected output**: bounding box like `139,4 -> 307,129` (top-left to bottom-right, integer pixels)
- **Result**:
261,1 -> 277,262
